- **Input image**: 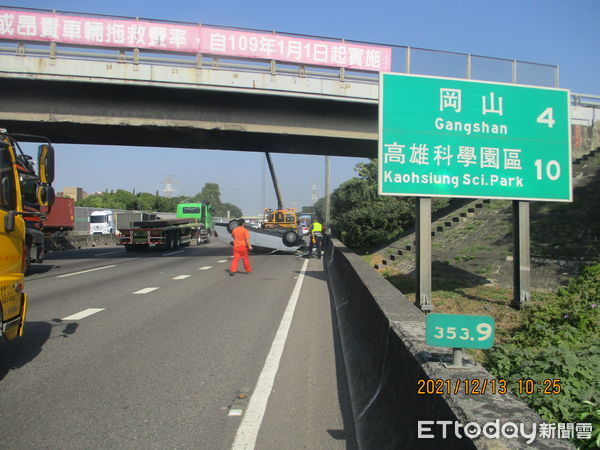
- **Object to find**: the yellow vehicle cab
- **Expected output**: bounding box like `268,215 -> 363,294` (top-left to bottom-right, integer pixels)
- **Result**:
262,207 -> 298,230
0,132 -> 55,341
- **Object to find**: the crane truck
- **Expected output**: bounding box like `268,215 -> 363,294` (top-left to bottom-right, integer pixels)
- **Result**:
0,130 -> 55,341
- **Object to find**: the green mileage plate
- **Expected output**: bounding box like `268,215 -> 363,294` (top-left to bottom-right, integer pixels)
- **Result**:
426,313 -> 495,349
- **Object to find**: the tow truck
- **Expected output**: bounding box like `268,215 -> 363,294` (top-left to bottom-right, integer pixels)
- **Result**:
1,130 -> 55,341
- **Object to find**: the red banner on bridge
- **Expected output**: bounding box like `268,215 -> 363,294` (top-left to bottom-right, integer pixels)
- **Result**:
0,9 -> 392,72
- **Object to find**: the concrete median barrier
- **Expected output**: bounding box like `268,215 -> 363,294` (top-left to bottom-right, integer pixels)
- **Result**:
323,236 -> 572,449
45,233 -> 118,252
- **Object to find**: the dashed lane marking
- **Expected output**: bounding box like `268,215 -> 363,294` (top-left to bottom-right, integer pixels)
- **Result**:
96,250 -> 122,256
163,250 -> 185,256
173,275 -> 191,280
217,260 -> 228,263
62,308 -> 105,321
57,265 -> 116,278
199,266 -> 213,270
133,287 -> 160,294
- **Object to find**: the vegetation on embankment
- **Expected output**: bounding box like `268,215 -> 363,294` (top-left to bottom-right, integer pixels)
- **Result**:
382,264 -> 600,449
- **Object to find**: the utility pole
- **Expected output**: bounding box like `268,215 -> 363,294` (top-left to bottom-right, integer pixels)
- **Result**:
325,156 -> 331,231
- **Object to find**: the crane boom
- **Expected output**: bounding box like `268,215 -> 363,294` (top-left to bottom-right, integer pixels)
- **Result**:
265,152 -> 283,210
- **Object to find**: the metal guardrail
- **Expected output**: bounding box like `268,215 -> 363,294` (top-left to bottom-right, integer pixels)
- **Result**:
572,93 -> 600,107
0,5 -> 560,89
1,5 -> 595,104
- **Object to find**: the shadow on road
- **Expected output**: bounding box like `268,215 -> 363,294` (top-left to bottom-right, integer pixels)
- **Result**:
326,280 -> 359,449
0,319 -> 79,381
26,264 -> 57,276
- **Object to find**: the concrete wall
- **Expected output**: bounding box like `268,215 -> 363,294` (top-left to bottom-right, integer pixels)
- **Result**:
45,233 -> 117,252
323,237 -> 573,449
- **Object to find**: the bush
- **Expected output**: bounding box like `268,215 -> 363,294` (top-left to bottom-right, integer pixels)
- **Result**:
484,264 -> 600,444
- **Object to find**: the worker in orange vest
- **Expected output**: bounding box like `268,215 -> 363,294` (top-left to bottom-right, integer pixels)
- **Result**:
229,219 -> 253,276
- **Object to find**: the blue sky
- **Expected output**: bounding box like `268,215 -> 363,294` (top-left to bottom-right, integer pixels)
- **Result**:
4,0 -> 599,215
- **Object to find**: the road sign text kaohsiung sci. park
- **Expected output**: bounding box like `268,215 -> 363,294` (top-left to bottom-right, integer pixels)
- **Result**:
378,73 -> 572,202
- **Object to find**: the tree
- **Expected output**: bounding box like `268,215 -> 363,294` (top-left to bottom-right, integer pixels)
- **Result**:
136,192 -> 158,211
330,177 -> 414,248
218,202 -> 243,218
314,197 -> 326,222
327,159 -> 449,249
197,183 -> 222,206
188,182 -> 244,217
77,194 -> 105,208
75,182 -> 245,216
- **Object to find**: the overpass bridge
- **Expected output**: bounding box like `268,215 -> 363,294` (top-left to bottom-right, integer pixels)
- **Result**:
0,6 -> 565,159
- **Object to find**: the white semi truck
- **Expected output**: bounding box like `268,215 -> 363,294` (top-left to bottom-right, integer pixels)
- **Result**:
89,209 -> 115,234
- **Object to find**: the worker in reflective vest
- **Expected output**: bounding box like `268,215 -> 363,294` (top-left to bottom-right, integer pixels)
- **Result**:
308,219 -> 323,259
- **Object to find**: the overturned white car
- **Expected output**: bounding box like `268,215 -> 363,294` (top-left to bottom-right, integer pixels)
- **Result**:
214,220 -> 304,253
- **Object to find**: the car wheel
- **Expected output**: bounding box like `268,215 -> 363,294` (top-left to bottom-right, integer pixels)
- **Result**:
282,230 -> 298,247
227,219 -> 239,233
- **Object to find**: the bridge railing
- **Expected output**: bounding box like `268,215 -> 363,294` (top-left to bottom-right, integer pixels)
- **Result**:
572,93 -> 600,108
0,6 -> 559,89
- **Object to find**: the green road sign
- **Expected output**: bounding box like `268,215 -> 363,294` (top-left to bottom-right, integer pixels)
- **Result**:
426,313 -> 495,349
379,73 -> 572,201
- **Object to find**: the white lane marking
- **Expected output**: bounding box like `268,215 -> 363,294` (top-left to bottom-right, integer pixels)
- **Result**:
62,308 -> 105,321
217,259 -> 228,263
133,287 -> 159,294
199,266 -> 213,270
96,250 -> 122,256
57,265 -> 116,278
231,258 -> 309,449
228,408 -> 243,417
173,275 -> 191,280
164,250 -> 184,256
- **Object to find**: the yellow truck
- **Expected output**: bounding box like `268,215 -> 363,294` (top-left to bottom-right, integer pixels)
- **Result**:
0,131 -> 54,341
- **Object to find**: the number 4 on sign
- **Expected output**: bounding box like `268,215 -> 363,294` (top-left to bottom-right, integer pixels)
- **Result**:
536,107 -> 555,128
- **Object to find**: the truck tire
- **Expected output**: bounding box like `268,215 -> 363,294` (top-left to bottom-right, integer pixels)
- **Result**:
282,230 -> 299,247
227,219 -> 239,233
173,232 -> 181,249
165,233 -> 173,250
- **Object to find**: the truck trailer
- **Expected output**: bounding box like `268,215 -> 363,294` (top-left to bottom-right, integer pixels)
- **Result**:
41,196 -> 75,237
115,211 -> 156,233
117,217 -> 199,251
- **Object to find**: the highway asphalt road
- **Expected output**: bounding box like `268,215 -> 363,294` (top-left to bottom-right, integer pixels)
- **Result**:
0,241 -> 355,449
